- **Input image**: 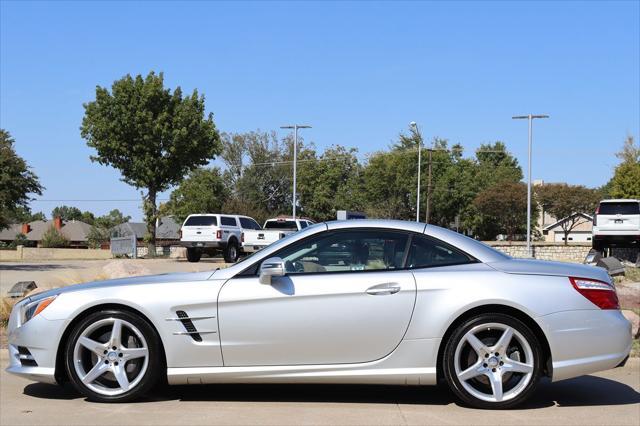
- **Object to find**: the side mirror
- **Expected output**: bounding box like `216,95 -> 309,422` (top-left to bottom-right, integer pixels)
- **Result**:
259,257 -> 286,285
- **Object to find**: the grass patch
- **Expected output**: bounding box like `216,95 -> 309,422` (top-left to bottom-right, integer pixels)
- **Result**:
0,297 -> 18,328
632,339 -> 640,358
622,267 -> 640,283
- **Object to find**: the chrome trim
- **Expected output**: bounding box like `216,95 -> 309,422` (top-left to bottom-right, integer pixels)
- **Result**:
172,330 -> 217,335
165,315 -> 216,321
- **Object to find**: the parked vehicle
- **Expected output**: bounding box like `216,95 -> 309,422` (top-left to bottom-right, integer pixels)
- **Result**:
242,217 -> 314,253
179,214 -> 261,263
7,220 -> 631,408
592,199 -> 640,250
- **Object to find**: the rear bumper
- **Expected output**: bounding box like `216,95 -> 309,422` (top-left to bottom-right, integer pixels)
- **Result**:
180,240 -> 226,249
537,309 -> 632,382
242,243 -> 268,253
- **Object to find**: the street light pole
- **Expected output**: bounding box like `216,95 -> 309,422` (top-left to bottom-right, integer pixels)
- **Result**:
410,122 -> 421,222
280,124 -> 311,219
512,114 -> 549,257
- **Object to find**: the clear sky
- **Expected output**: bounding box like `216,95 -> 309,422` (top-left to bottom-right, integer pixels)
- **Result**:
1,0 -> 639,221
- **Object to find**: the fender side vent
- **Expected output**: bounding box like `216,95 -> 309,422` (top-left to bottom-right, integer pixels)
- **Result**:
176,310 -> 202,342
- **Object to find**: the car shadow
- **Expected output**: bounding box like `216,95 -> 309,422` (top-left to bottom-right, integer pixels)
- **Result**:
0,264 -> 77,272
22,375 -> 640,408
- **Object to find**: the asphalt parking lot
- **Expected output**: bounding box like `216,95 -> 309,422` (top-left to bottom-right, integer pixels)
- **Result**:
0,352 -> 638,426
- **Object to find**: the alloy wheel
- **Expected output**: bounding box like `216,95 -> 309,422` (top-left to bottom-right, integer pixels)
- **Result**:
72,318 -> 149,396
453,322 -> 534,403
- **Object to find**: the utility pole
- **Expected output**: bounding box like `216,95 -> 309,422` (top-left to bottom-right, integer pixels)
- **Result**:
410,122 -> 421,222
280,124 -> 311,219
512,114 -> 549,257
426,147 -> 433,224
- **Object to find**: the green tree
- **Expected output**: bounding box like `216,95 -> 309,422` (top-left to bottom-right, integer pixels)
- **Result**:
535,183 -> 600,245
11,233 -> 35,248
162,168 -> 230,223
0,129 -> 44,229
474,181 -> 529,240
297,145 -> 364,221
608,135 -> 640,199
87,226 -> 110,249
94,209 -> 130,229
51,205 -> 84,221
5,206 -> 46,223
81,71 -> 221,254
40,226 -> 70,248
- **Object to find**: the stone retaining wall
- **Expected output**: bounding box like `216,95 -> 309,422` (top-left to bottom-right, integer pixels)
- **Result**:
485,242 -> 592,262
1,246 -> 113,261
485,242 -> 639,264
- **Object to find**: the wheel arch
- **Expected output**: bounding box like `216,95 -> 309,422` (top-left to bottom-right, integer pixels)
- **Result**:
435,304 -> 552,383
54,303 -> 167,384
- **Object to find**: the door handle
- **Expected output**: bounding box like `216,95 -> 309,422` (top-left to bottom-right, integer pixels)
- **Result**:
366,283 -> 401,295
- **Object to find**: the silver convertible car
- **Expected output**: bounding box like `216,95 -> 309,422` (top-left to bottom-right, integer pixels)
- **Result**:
7,220 -> 632,408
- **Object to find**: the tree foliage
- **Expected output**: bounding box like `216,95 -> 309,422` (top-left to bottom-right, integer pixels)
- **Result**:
81,71 -> 221,253
535,183 -> 600,245
0,129 -> 44,229
161,168 -> 230,223
474,181 -> 529,240
40,226 -> 70,248
608,135 -> 640,199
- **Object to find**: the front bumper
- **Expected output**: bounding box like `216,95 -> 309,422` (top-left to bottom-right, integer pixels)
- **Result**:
537,309 -> 632,382
5,303 -> 64,385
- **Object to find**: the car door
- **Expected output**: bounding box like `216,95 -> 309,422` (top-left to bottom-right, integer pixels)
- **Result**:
217,228 -> 417,366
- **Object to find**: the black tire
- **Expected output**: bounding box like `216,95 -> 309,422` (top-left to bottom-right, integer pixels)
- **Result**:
443,313 -> 543,409
224,239 -> 239,263
64,309 -> 163,403
186,248 -> 201,263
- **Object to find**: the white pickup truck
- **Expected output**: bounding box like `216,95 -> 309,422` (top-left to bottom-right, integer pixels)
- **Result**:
592,199 -> 640,250
179,214 -> 261,263
242,217 -> 314,253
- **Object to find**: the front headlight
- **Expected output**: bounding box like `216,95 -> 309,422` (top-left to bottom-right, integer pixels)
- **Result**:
20,295 -> 58,324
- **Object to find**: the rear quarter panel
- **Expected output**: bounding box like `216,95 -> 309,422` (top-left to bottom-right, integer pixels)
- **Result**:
406,263 -> 597,340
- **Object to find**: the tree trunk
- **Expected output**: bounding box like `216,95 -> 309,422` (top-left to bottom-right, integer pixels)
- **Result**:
144,189 -> 157,257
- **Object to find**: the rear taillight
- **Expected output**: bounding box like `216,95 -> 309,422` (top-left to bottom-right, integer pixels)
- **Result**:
570,277 -> 619,310
216,230 -> 222,239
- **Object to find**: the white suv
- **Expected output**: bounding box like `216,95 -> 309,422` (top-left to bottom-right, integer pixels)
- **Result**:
592,199 -> 640,250
179,214 -> 261,263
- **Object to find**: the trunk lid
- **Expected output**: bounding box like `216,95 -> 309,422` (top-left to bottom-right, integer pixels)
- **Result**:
487,258 -> 611,283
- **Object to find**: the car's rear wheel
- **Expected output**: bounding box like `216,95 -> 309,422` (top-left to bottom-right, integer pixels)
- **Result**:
186,248 -> 201,263
443,313 -> 543,409
224,240 -> 239,263
64,310 -> 162,402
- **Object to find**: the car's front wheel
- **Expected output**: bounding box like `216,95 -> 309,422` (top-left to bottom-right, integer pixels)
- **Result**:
443,313 -> 543,409
64,310 -> 162,402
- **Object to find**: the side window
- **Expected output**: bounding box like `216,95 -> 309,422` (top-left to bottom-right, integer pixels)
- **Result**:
407,235 -> 474,269
239,218 -> 255,229
273,229 -> 409,274
221,216 -> 237,227
299,221 -> 308,229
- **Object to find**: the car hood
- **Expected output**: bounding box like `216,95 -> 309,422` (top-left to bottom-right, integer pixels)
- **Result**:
25,270 -> 216,301
487,258 -> 611,282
